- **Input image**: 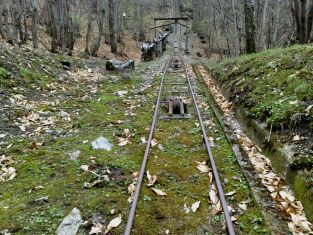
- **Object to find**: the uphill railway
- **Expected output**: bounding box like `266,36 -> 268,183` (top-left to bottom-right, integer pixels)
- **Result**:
123,37 -> 239,235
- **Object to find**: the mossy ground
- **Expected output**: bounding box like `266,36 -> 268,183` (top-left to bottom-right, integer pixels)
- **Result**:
1,44 -> 269,234
206,44 -> 313,222
209,44 -> 313,129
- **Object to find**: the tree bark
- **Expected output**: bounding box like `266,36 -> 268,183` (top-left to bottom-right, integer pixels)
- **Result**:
90,0 -> 105,56
109,0 -> 117,53
85,0 -> 93,54
0,0 -> 5,39
244,0 -> 256,53
31,0 -> 38,48
293,0 -> 313,43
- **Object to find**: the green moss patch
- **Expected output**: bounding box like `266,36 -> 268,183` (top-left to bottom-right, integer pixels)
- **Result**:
210,45 -> 313,129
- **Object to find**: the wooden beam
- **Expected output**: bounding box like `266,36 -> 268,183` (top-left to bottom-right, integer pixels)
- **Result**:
176,22 -> 189,28
154,17 -> 189,21
149,22 -> 175,30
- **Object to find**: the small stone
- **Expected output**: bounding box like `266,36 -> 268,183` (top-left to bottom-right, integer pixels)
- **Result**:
69,150 -> 81,160
116,91 -> 128,97
60,110 -> 70,118
122,72 -> 130,80
56,208 -> 83,235
92,137 -> 113,151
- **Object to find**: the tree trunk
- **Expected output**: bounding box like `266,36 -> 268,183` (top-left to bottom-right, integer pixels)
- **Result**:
31,0 -> 38,48
21,0 -> 28,44
244,0 -> 256,53
293,0 -> 313,43
47,0 -> 58,53
0,0 -> 5,39
109,0 -> 117,54
85,0 -> 93,54
138,0 -> 145,41
90,0 -> 105,56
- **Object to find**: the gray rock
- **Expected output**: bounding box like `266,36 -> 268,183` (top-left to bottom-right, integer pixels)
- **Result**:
122,72 -> 131,80
92,137 -> 113,151
69,150 -> 81,160
56,208 -> 83,235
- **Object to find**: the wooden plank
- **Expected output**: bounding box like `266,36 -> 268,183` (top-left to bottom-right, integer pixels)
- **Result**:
154,17 -> 189,21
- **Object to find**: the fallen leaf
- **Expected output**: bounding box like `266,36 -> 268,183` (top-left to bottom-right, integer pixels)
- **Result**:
151,139 -> 158,147
84,180 -> 103,189
118,138 -> 129,146
196,161 -> 211,173
209,186 -> 219,204
147,170 -> 157,186
0,133 -> 7,138
239,202 -> 247,211
90,223 -> 103,234
152,188 -> 167,196
191,201 -> 201,212
80,165 -> 89,172
292,135 -> 300,141
140,137 -> 147,144
225,191 -> 236,196
104,214 -> 122,234
183,203 -> 190,213
131,171 -> 139,180
19,125 -> 26,132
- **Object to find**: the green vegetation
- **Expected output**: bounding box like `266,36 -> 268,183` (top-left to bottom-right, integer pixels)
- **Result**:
0,67 -> 7,78
210,44 -> 313,129
0,46 -> 269,234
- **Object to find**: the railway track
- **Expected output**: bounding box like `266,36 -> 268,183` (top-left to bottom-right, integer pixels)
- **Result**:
124,42 -> 236,235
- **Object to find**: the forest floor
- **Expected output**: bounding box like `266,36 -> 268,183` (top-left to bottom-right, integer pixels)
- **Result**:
0,39 -> 273,234
0,36 -> 312,235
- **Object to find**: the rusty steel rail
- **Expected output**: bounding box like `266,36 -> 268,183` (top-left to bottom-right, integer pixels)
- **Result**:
124,56 -> 172,235
181,56 -> 236,235
124,53 -> 236,235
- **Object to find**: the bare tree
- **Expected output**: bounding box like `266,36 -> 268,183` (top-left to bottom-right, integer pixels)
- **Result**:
90,0 -> 105,56
109,0 -> 117,53
31,0 -> 38,48
244,0 -> 256,53
293,0 -> 313,43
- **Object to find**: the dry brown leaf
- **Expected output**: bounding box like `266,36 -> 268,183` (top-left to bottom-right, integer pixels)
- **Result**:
90,223 -> 103,234
184,203 -> 190,213
211,201 -> 222,215
19,125 -> 26,132
196,161 -> 211,173
209,186 -> 219,205
151,139 -> 158,147
80,165 -> 89,172
140,137 -> 147,144
191,201 -> 201,212
152,188 -> 167,196
146,170 -> 157,187
131,171 -> 139,180
104,214 -> 122,234
118,138 -> 130,146
292,135 -> 300,141
84,180 -> 103,189
225,191 -> 236,196
208,172 -> 213,184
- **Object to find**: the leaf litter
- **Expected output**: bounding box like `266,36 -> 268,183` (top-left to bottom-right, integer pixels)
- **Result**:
198,65 -> 313,234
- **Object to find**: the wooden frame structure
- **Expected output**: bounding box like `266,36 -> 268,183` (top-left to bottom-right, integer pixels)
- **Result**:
153,17 -> 189,53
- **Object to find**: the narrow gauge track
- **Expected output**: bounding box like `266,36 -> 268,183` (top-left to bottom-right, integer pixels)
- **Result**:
124,43 -> 235,235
